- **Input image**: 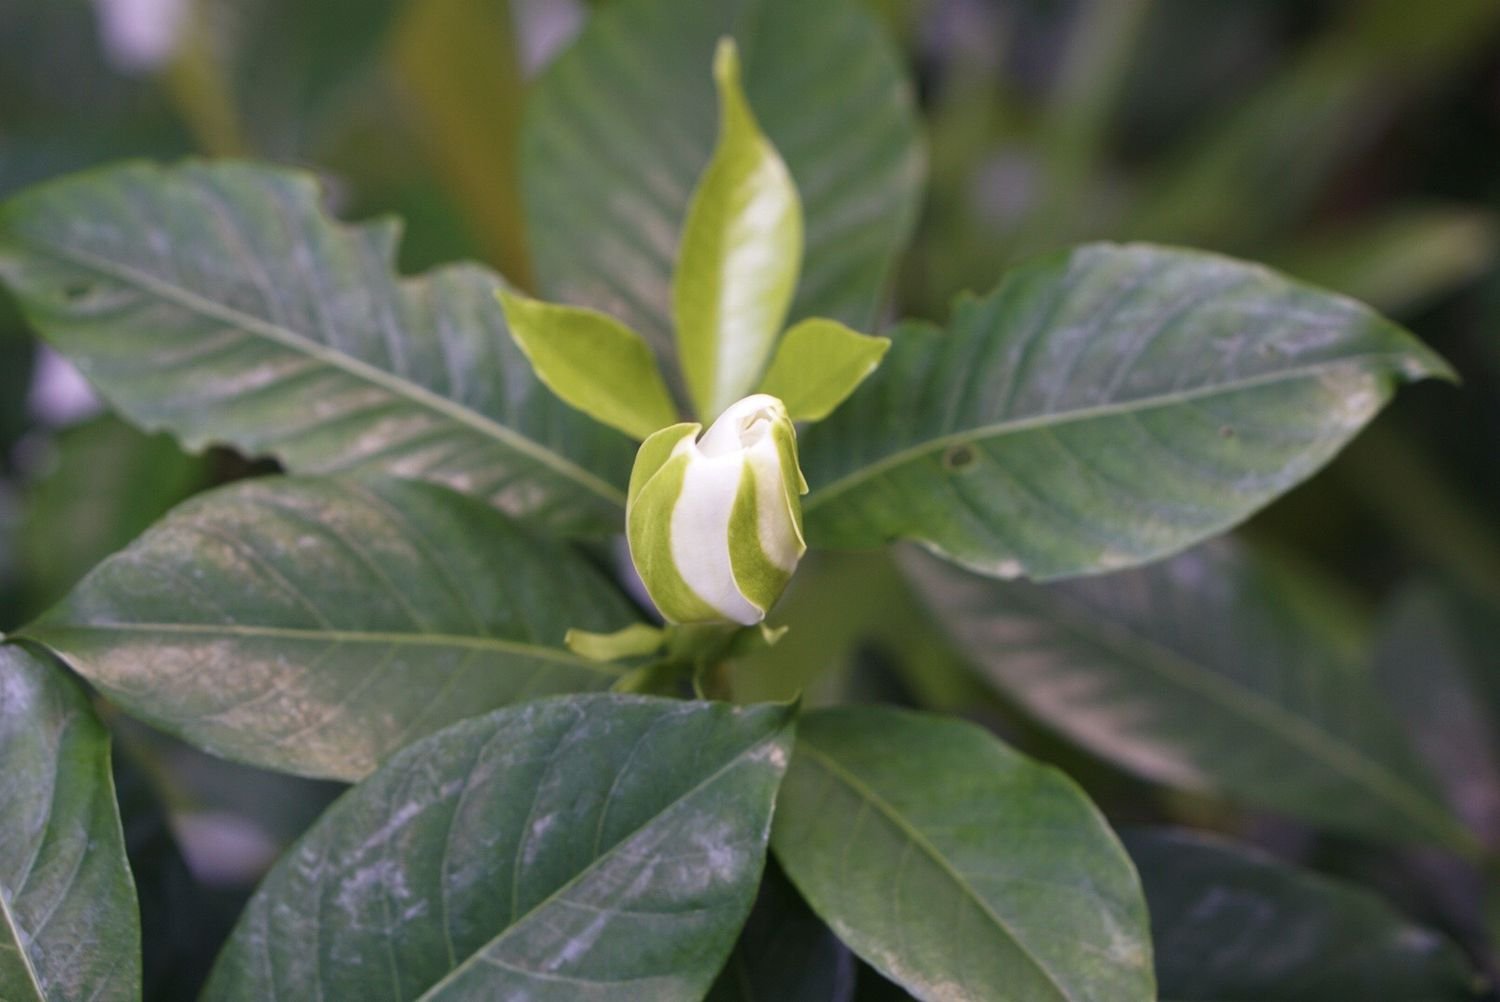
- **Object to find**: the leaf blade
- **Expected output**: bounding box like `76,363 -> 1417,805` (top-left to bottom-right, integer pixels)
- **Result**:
772,705 -> 1154,1002
674,38 -> 802,419
0,644 -> 141,1002
522,0 -> 924,376
903,540 -> 1474,849
757,318 -> 890,422
202,694 -> 796,1001
498,290 -> 680,439
1125,828 -> 1483,1001
23,475 -> 643,780
801,243 -> 1453,579
0,160 -> 631,535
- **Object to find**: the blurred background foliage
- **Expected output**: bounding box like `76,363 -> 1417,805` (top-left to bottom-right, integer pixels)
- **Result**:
3,0 -> 1499,997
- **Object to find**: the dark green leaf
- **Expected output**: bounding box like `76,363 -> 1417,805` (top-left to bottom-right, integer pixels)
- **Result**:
24,475 -> 641,781
202,694 -> 796,1001
1125,828 -> 1484,1001
707,860 -> 853,1002
204,0 -> 404,159
0,160 -> 631,536
0,644 -> 140,1002
772,705 -> 1154,1002
903,541 -> 1474,849
522,0 -> 924,372
19,415 -> 208,617
802,244 -> 1452,579
1375,583 -> 1500,842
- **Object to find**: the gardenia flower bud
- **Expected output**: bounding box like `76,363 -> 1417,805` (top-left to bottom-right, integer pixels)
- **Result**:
627,394 -> 809,625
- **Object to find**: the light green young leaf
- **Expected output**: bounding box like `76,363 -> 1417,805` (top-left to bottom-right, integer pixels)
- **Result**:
772,705 -> 1155,1002
801,243 -> 1455,580
903,541 -> 1476,851
757,318 -> 890,422
673,38 -> 803,420
23,476 -> 643,781
203,694 -> 796,1001
0,644 -> 140,1002
0,161 -> 631,537
522,0 -> 924,381
498,289 -> 680,439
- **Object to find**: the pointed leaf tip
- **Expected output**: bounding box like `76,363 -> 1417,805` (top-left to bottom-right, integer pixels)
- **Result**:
759,318 -> 891,422
673,34 -> 804,421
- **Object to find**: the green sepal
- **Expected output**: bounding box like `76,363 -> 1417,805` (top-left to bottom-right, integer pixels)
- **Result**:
758,318 -> 891,422
628,422 -> 701,506
627,449 -> 723,624
498,289 -> 680,439
565,623 -> 667,662
729,458 -> 795,614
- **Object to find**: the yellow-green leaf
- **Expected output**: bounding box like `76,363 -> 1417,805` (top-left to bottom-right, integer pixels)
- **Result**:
673,38 -> 803,421
498,290 -> 680,439
758,318 -> 890,422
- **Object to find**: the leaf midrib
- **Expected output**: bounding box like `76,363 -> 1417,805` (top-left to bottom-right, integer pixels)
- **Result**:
0,890 -> 46,1002
999,582 -> 1471,850
26,622 -> 622,675
805,354 -> 1414,511
413,722 -> 789,999
25,238 -> 627,507
792,740 -> 1075,1002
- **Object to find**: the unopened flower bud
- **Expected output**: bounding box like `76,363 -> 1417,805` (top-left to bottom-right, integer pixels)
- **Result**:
627,394 -> 808,625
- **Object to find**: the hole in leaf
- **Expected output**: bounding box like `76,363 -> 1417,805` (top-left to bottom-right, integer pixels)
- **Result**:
943,444 -> 977,471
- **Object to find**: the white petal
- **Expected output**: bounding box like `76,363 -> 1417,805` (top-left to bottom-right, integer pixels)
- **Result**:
697,393 -> 786,457
744,432 -> 802,572
670,450 -> 761,624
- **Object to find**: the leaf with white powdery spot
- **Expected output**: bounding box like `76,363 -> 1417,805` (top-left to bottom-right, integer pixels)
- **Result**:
0,644 -> 140,1002
201,694 -> 797,1001
23,476 -> 644,781
0,160 -> 631,536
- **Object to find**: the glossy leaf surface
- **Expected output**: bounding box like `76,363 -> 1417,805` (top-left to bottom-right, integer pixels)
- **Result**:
25,476 -> 640,781
498,290 -> 679,439
801,244 -> 1453,579
0,161 -> 631,535
772,705 -> 1154,1002
522,0 -> 923,370
1126,828 -> 1483,1001
0,644 -> 139,1002
203,694 -> 796,1001
758,319 -> 890,423
903,542 -> 1472,849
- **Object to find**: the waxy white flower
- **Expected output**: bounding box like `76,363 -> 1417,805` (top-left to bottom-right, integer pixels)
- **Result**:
627,394 -> 808,625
